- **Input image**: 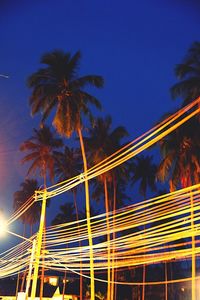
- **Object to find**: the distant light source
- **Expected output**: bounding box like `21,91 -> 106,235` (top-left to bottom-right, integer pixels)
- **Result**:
0,216 -> 7,237
49,276 -> 58,286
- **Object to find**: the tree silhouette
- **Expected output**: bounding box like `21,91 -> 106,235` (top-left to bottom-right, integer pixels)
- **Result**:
171,41 -> 200,106
28,50 -> 104,298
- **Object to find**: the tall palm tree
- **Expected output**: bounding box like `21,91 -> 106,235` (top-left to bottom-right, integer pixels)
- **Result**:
170,41 -> 200,106
84,116 -> 128,300
130,154 -> 157,300
168,41 -> 200,189
85,116 -> 129,209
157,118 -> 200,191
169,43 -> 200,300
20,125 -> 63,299
28,50 -> 104,299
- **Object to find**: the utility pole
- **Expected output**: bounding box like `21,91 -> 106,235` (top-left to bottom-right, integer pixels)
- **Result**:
30,190 -> 47,300
25,239 -> 36,299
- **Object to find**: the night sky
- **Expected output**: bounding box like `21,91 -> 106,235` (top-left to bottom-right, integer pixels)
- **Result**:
0,0 -> 200,249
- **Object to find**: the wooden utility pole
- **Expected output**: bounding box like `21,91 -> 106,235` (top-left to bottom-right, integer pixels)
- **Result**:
30,190 -> 47,300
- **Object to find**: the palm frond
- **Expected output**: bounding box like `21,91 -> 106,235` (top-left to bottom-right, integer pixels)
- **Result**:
21,152 -> 40,164
174,64 -> 198,79
20,141 -> 38,151
79,91 -> 102,110
26,158 -> 43,177
28,49 -> 104,139
67,50 -> 81,78
41,50 -> 68,66
170,78 -> 200,100
71,75 -> 104,89
157,153 -> 174,182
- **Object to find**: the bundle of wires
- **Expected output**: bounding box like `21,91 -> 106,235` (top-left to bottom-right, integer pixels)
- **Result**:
1,97 -> 200,286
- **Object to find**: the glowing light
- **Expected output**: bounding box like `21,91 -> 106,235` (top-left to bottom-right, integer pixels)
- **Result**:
49,276 -> 58,286
0,215 -> 7,237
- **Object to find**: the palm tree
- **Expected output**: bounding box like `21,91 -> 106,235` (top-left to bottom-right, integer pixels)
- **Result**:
20,125 -> 63,299
84,116 -> 128,300
168,42 -> 200,189
130,154 -> 157,198
28,50 -> 104,299
157,118 -> 200,191
130,154 -> 157,300
169,43 -> 200,299
85,116 -> 129,211
28,50 -> 103,138
20,125 -> 63,186
13,179 -> 41,292
170,41 -> 200,106
13,179 -> 41,234
157,117 -> 200,300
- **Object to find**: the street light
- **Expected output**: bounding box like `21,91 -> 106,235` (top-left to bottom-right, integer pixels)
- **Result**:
0,214 -> 7,237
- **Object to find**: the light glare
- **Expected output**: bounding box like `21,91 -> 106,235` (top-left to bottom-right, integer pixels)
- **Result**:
0,217 -> 7,237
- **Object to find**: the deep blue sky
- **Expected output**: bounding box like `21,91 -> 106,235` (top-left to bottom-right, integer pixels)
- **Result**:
0,0 -> 200,248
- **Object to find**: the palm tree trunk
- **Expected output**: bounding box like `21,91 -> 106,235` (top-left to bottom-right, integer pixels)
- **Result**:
185,176 -> 196,300
73,189 -> 83,300
142,202 -> 146,300
142,262 -> 146,300
142,189 -> 149,300
190,190 -> 196,300
165,262 -> 168,300
77,128 -> 95,300
40,219 -> 46,300
40,162 -> 47,300
112,175 -> 117,300
104,176 -> 111,300
170,261 -> 173,299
